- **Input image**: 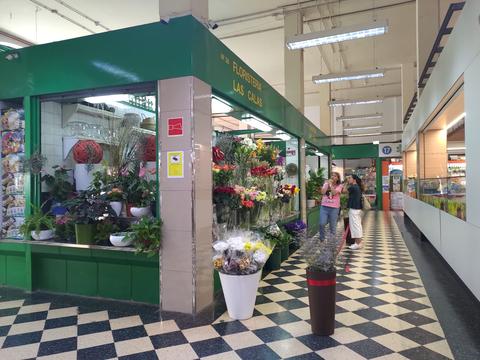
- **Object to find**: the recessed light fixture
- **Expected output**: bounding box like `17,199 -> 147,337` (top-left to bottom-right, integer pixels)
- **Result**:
242,115 -> 272,132
84,94 -> 129,103
286,20 -> 388,50
373,140 -> 380,145
329,98 -> 384,107
212,96 -> 233,114
344,124 -> 383,131
347,132 -> 382,137
445,112 -> 466,130
447,146 -> 466,151
314,151 -> 325,156
337,113 -> 383,121
313,69 -> 384,84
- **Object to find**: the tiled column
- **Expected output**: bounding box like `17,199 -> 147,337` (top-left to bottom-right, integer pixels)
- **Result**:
158,77 -> 213,314
284,11 -> 307,223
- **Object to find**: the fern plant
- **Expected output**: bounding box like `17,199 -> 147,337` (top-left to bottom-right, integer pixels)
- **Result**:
19,204 -> 55,238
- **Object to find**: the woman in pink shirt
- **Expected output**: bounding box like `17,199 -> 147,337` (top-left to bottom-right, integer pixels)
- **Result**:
319,172 -> 343,241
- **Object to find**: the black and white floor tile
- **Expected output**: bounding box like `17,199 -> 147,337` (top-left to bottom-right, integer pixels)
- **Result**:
0,212 -> 454,359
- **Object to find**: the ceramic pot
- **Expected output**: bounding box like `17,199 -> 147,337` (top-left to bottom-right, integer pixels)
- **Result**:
75,223 -> 96,245
307,199 -> 316,208
109,232 -> 133,247
31,229 -> 54,241
219,270 -> 261,320
110,201 -> 123,217
130,206 -> 151,218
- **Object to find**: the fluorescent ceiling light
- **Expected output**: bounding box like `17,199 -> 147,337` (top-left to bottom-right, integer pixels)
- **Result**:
447,147 -> 466,151
276,130 -> 291,141
242,115 -> 272,132
445,112 -> 466,130
85,94 -> 129,103
212,96 -> 233,114
313,69 -> 384,84
347,132 -> 382,137
286,20 -> 388,50
337,113 -> 383,121
373,141 -> 380,145
314,151 -> 325,157
344,124 -> 382,131
329,98 -> 383,107
0,41 -> 23,49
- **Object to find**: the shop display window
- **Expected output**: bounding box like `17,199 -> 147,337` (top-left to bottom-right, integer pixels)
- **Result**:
211,96 -> 300,231
19,84 -> 160,250
418,87 -> 465,220
403,142 -> 417,198
305,146 -> 328,208
0,100 -> 26,239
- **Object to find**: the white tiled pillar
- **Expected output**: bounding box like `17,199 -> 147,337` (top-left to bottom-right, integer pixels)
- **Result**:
158,77 -> 213,314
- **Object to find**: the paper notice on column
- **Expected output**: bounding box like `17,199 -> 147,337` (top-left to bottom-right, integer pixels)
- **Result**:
167,151 -> 184,178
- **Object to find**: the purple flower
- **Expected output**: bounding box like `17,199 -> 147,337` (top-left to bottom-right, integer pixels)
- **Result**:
284,220 -> 307,235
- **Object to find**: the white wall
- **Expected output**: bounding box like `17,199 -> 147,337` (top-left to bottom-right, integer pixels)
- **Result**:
402,1 -> 480,301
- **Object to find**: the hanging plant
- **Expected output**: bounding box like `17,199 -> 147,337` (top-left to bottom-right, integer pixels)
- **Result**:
286,163 -> 298,177
22,150 -> 47,175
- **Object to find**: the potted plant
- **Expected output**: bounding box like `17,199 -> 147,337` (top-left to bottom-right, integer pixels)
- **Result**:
213,230 -> 272,320
109,232 -> 133,247
300,232 -> 342,336
128,177 -> 155,218
72,140 -> 103,191
125,217 -> 162,256
306,168 -> 325,208
284,219 -> 307,254
279,231 -> 292,262
65,191 -> 116,245
263,224 -> 283,271
106,188 -> 124,216
20,204 -> 55,241
42,165 -> 74,215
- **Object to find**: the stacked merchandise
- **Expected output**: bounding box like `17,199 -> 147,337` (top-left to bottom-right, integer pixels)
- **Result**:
1,108 -> 25,239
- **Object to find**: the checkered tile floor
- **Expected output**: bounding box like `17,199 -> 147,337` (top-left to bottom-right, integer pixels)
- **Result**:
0,212 -> 454,359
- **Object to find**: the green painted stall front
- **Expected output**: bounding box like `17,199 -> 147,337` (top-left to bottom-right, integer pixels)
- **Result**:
0,243 -> 159,304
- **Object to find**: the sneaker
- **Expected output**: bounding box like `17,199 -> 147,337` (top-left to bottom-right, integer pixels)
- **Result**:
349,243 -> 363,250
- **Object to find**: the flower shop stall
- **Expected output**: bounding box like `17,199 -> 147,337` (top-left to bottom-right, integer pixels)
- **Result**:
0,15 -> 330,312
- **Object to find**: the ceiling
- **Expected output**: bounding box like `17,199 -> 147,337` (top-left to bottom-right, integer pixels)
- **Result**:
0,0 -> 417,135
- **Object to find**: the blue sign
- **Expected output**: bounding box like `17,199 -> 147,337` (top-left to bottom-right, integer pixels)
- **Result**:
382,146 -> 392,155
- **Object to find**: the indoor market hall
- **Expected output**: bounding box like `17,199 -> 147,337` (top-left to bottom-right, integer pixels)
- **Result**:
0,1 -> 478,359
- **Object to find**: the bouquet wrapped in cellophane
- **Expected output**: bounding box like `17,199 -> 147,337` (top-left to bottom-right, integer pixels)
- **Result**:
213,230 -> 272,275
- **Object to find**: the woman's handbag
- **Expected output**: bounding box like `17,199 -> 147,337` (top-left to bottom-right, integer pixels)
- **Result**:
362,195 -> 372,211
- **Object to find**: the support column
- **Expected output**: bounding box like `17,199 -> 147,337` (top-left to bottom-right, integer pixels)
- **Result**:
158,77 -> 213,314
318,83 -> 331,136
284,11 -> 307,223
159,0 -> 208,23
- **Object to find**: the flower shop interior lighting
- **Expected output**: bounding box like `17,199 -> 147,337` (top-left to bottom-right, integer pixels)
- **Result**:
313,69 -> 384,84
242,115 -> 272,132
212,96 -> 233,114
286,20 -> 388,50
84,94 -> 129,103
329,98 -> 384,107
445,112 -> 466,130
314,151 -> 325,157
276,131 -> 291,141
337,113 -> 383,121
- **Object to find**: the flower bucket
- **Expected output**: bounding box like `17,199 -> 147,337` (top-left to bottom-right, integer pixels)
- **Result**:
306,269 -> 336,336
219,270 -> 261,320
281,243 -> 289,261
75,224 -> 96,245
266,246 -> 282,271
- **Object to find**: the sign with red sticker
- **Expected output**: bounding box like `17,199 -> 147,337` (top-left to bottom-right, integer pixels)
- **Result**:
168,117 -> 183,137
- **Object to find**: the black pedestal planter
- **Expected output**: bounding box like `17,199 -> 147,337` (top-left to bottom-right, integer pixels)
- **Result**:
306,269 -> 336,336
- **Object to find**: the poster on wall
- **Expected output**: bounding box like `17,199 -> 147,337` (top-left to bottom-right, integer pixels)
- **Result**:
167,151 -> 184,178
167,117 -> 183,137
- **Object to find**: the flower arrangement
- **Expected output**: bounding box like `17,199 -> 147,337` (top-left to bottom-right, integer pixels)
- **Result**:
262,223 -> 283,246
276,184 -> 300,203
251,164 -> 278,177
213,164 -> 236,186
212,146 -> 225,164
284,219 -> 307,244
253,139 -> 280,167
106,188 -> 123,201
300,232 -> 343,272
212,230 -> 272,275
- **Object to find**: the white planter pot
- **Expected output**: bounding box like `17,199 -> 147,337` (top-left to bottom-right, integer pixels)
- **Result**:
110,201 -> 123,216
307,199 -> 316,208
74,164 -> 102,191
219,271 -> 261,320
145,161 -> 156,181
109,232 -> 133,247
31,229 -> 54,241
130,206 -> 151,218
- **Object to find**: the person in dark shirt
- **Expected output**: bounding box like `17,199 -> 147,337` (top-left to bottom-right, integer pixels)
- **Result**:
344,174 -> 363,250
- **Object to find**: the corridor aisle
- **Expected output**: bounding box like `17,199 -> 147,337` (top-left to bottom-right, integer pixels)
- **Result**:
0,212 -> 453,359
